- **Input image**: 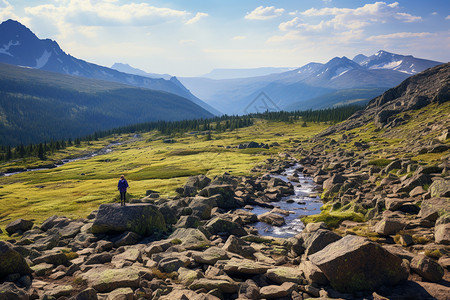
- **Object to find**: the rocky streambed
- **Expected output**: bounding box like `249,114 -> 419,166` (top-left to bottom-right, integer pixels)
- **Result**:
0,153 -> 449,300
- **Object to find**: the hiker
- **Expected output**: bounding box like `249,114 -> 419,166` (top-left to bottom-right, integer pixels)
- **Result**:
118,175 -> 129,206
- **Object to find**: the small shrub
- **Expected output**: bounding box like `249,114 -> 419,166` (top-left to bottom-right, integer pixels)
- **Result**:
170,238 -> 182,245
412,235 -> 431,245
151,268 -> 178,280
425,249 -> 443,259
368,159 -> 392,167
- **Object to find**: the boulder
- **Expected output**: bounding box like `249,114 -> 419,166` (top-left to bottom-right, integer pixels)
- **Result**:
188,196 -> 216,220
410,255 -> 444,282
32,249 -> 69,266
191,247 -> 229,265
0,241 -> 32,279
435,223 -> 450,244
309,235 -> 408,293
429,179 -> 450,198
418,198 -> 449,221
199,184 -> 237,208
168,228 -> 211,250
260,282 -> 297,299
174,215 -> 201,228
385,198 -> 414,211
113,231 -> 141,247
40,215 -> 70,231
222,235 -> 255,258
178,267 -> 201,286
78,267 -> 143,293
189,278 -> 238,294
394,174 -> 432,194
215,258 -> 271,275
266,267 -> 305,284
91,203 -> 166,235
374,218 -> 406,235
0,282 -> 29,300
205,217 -> 247,237
107,287 -> 134,300
238,279 -> 260,299
231,209 -> 258,224
299,260 -> 329,286
303,229 -> 342,256
323,174 -> 346,191
84,253 -> 113,265
5,219 -> 34,235
257,212 -> 285,226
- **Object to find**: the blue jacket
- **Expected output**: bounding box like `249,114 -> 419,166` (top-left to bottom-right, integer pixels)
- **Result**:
118,179 -> 129,192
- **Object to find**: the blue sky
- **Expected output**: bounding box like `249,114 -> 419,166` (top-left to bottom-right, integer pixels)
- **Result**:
1,0 -> 449,76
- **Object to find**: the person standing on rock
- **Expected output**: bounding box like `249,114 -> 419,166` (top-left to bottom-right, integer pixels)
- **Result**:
118,175 -> 129,206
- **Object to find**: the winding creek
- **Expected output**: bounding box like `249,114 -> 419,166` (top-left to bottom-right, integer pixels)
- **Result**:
248,164 -> 323,238
2,144 -> 322,238
1,142 -> 121,177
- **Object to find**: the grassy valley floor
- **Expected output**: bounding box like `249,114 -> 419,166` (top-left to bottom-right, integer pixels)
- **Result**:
0,119 -> 328,237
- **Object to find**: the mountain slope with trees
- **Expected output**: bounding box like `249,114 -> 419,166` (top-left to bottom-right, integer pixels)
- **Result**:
0,63 -> 213,146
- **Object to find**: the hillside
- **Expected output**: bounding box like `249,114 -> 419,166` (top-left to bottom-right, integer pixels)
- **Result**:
0,63 -> 213,146
0,19 -> 220,116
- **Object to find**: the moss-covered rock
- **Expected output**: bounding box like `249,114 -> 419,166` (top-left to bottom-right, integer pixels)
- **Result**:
78,267 -> 143,293
91,203 -> 166,236
0,241 -> 32,279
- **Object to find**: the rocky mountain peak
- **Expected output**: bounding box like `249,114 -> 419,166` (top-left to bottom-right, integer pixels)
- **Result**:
318,62 -> 449,137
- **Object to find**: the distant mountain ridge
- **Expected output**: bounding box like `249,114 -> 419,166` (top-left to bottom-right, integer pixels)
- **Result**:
0,19 -> 220,115
180,51 -> 443,114
201,67 -> 295,80
111,63 -> 172,80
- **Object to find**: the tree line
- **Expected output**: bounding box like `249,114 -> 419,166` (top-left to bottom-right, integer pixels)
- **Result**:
0,105 -> 362,163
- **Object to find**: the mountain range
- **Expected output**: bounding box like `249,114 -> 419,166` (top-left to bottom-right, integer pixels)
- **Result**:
179,51 -> 443,114
0,19 -> 220,116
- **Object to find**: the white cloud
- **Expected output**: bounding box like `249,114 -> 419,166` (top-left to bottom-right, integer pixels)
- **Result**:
366,32 -> 433,41
300,2 -> 422,30
186,12 -> 208,25
446,15 -> 450,20
0,0 -> 19,21
279,17 -> 301,31
245,6 -> 284,20
232,36 -> 246,40
179,39 -> 195,45
25,0 -> 190,27
432,12 -> 438,16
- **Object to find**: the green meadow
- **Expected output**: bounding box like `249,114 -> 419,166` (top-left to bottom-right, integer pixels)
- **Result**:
0,119 -> 327,235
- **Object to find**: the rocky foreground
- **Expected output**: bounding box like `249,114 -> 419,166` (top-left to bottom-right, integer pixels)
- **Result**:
0,152 -> 449,299
1,63 -> 449,299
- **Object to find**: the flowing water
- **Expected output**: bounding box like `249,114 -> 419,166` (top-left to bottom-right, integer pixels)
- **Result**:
248,164 -> 323,238
2,142 -> 121,177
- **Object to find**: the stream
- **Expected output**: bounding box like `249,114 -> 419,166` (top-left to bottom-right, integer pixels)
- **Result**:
1,142 -> 122,177
248,164 -> 323,238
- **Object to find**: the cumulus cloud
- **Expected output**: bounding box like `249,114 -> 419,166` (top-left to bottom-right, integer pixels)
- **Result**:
245,6 -> 284,20
446,15 -> 450,20
186,12 -> 208,25
279,17 -> 301,31
300,2 -> 421,30
25,0 -> 190,26
0,0 -> 19,21
366,32 -> 433,41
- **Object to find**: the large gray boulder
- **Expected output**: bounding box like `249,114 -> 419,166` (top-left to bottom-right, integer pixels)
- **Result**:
302,229 -> 342,256
435,223 -> 450,244
410,255 -> 444,282
309,235 -> 408,293
205,217 -> 247,237
168,228 -> 211,250
429,179 -> 450,197
91,203 -> 166,235
373,218 -> 406,235
199,184 -> 238,208
5,219 -> 34,235
0,241 -> 32,279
